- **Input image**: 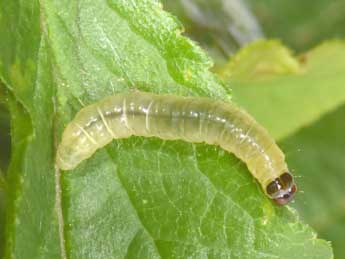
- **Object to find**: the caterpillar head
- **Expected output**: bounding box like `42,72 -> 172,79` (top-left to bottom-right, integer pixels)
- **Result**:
266,172 -> 297,205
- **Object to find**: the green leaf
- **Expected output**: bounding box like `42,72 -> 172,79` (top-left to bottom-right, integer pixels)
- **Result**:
217,40 -> 300,80
0,167 -> 4,258
0,100 -> 11,172
246,0 -> 345,51
4,43 -> 61,258
281,104 -> 345,259
220,40 -> 345,140
0,82 -> 8,258
0,1 -> 332,258
0,1 -> 61,256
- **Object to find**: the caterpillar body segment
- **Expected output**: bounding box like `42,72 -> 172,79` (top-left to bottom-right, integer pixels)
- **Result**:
56,91 -> 296,205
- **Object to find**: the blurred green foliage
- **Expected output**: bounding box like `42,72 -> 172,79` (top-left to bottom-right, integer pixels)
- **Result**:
220,40 -> 345,140
245,0 -> 345,52
162,0 -> 263,63
282,105 -> 345,259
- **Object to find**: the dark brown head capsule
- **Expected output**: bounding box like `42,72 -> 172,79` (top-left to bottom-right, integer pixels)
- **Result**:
266,172 -> 297,205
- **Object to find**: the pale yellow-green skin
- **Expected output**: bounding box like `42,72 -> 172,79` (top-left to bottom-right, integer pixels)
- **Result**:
56,91 -> 289,196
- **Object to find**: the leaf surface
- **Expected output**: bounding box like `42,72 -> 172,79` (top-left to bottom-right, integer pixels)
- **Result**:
0,1 -> 332,258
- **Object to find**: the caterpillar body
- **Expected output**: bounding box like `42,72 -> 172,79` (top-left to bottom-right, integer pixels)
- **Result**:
57,91 -> 296,205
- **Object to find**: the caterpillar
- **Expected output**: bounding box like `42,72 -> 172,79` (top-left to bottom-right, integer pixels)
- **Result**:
56,91 -> 296,205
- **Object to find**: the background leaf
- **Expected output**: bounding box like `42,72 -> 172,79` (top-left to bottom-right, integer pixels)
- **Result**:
219,40 -> 345,259
220,40 -> 345,140
245,0 -> 345,52
0,0 -> 333,258
281,105 -> 345,259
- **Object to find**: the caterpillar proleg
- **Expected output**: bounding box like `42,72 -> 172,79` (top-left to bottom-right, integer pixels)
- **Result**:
56,91 -> 296,205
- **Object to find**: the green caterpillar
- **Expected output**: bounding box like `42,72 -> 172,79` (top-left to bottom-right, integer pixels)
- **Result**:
56,91 -> 296,205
